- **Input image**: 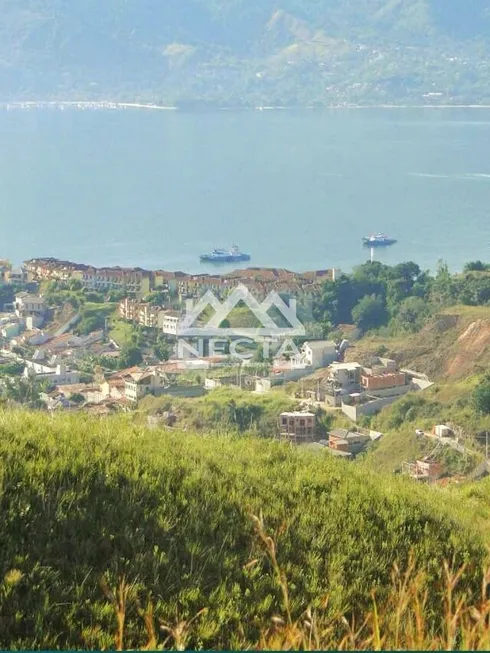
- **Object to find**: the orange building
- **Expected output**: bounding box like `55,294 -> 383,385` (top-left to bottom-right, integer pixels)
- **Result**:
361,372 -> 406,391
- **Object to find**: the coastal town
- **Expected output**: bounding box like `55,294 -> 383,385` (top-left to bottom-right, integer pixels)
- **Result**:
2,254 -> 488,486
0,255 -> 447,464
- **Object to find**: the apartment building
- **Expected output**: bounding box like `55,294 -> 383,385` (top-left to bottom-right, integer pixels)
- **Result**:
124,369 -> 167,403
15,293 -> 46,318
159,310 -> 182,336
24,258 -> 151,298
119,298 -> 162,328
279,411 -> 316,442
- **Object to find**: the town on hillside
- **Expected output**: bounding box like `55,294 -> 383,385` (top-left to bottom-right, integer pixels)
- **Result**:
0,256 -> 488,485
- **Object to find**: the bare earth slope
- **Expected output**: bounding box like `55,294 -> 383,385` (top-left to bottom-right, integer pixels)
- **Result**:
345,306 -> 490,382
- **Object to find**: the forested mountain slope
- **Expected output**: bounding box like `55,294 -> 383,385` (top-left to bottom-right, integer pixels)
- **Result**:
1,0 -> 489,104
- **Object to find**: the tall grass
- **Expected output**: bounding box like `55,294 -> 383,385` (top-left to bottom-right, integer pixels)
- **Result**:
0,408 -> 488,649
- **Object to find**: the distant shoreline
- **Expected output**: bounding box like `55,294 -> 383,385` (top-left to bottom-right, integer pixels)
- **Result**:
1,100 -> 490,112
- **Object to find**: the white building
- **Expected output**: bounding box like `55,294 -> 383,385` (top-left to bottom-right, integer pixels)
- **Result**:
15,293 -> 46,319
24,361 -> 80,385
159,310 -> 181,336
294,340 -> 337,369
124,370 -> 167,402
7,268 -> 28,284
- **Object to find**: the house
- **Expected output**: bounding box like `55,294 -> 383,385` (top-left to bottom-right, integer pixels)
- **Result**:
40,391 -> 78,412
124,369 -> 167,403
0,259 -> 12,283
151,270 -> 180,294
328,428 -> 372,457
322,357 -> 428,422
24,361 -> 80,385
159,310 -> 182,336
15,293 -> 46,319
323,362 -> 363,404
362,357 -> 398,376
433,424 -> 454,438
6,267 -> 28,285
100,378 -> 126,401
361,371 -> 407,392
402,457 -> 442,482
296,341 -> 338,369
279,411 -> 316,442
12,329 -> 50,347
56,383 -> 91,398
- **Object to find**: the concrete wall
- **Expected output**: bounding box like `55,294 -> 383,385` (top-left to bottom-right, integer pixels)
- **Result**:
341,394 -> 401,422
362,372 -> 406,391
368,384 -> 411,399
160,385 -> 206,398
273,367 -> 316,384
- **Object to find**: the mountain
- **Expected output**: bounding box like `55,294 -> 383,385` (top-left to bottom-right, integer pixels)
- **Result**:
0,0 -> 489,105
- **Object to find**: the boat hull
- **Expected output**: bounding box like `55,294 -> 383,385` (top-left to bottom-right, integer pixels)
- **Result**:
362,239 -> 397,248
200,254 -> 251,263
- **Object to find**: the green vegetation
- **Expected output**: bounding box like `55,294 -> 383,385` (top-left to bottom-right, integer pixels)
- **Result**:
472,375 -> 490,415
0,378 -> 46,407
1,1 -> 489,105
118,344 -> 143,369
0,362 -> 24,377
357,387 -> 488,476
315,260 -> 490,336
108,318 -> 137,348
351,294 -> 388,332
0,409 -> 488,650
0,284 -> 18,310
140,386 -> 295,435
76,302 -> 117,336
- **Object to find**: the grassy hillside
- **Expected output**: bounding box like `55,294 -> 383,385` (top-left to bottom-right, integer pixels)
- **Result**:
139,386 -> 297,435
0,408 -> 489,649
1,0 -> 489,104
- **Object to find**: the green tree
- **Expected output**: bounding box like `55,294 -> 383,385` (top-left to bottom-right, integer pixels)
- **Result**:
472,377 -> 490,415
432,260 -> 455,305
392,296 -> 430,333
0,285 -> 15,310
118,345 -> 143,369
464,261 -> 489,273
107,289 -> 128,303
77,314 -> 105,336
154,338 -> 171,362
0,362 -> 24,376
144,290 -> 166,305
253,343 -> 266,363
352,295 -> 388,332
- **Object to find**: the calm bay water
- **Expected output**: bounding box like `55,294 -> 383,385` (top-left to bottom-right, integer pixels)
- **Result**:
1,107 -> 490,274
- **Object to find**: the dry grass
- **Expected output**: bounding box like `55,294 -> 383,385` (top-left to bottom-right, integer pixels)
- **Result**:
100,515 -> 490,651
251,516 -> 490,651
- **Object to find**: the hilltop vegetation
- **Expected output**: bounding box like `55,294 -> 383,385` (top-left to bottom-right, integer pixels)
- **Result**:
1,0 -> 490,105
0,409 -> 489,650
